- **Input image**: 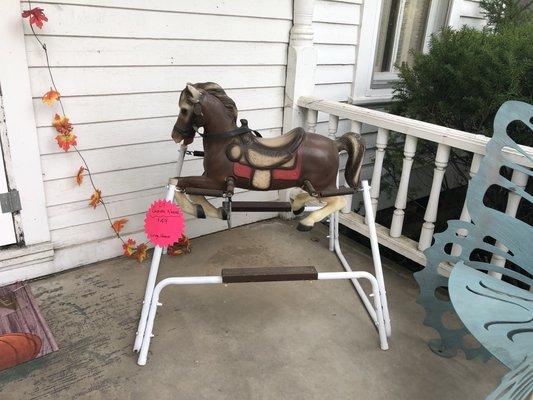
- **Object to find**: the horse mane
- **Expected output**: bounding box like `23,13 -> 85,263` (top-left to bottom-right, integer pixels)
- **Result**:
192,82 -> 238,123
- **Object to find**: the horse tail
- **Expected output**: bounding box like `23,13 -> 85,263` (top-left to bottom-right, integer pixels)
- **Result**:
335,132 -> 365,189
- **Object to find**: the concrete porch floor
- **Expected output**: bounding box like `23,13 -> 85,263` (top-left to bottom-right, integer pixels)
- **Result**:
0,219 -> 505,400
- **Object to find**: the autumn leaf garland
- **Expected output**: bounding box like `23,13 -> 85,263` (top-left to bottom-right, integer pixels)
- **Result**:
22,6 -> 158,263
21,7 -> 48,29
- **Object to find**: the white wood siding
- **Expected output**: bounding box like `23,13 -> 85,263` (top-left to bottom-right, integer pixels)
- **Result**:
450,0 -> 487,29
459,0 -> 486,28
312,0 -> 363,166
22,0 -> 291,269
313,0 -> 361,103
307,1 -> 367,187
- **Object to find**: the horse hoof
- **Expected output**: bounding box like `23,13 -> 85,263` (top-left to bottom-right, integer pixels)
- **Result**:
297,223 -> 313,232
292,207 -> 305,216
195,205 -> 206,219
219,207 -> 228,220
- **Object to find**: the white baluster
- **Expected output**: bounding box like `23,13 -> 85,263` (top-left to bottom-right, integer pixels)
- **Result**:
350,120 -> 362,134
488,169 -> 528,279
306,109 -> 318,133
328,114 -> 339,140
389,135 -> 418,238
343,120 -> 362,213
451,153 -> 482,256
418,144 -> 451,251
369,128 -> 389,217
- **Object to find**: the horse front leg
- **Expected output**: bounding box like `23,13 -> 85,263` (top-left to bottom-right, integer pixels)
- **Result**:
170,176 -> 225,219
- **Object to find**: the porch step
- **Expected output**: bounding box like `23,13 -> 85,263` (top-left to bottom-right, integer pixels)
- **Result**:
221,266 -> 318,283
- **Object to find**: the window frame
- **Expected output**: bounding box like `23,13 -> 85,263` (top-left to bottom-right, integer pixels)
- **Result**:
350,0 -> 456,104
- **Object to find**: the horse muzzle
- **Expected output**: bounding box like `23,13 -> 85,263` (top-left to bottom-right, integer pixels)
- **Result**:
172,127 -> 195,143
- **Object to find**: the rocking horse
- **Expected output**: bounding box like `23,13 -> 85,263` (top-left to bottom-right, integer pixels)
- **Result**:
133,83 -> 391,366
169,82 -> 365,231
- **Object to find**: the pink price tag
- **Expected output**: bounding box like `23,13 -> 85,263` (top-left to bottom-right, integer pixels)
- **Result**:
144,200 -> 185,247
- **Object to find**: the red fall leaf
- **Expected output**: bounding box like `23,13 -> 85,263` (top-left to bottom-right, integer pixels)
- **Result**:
135,243 -> 148,262
89,189 -> 102,209
75,166 -> 85,186
122,239 -> 136,257
111,218 -> 128,234
21,7 -> 48,29
42,89 -> 60,106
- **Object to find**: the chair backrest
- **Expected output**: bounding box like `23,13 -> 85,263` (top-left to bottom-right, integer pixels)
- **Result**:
414,100 -> 533,361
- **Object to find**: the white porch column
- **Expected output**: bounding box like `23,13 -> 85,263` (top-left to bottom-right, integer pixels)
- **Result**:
282,0 -> 317,132
280,0 -> 316,214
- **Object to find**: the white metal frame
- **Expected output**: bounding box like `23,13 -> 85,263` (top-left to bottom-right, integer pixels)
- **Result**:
133,146 -> 391,366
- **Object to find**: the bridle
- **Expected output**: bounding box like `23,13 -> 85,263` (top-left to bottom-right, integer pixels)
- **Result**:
175,92 -> 261,140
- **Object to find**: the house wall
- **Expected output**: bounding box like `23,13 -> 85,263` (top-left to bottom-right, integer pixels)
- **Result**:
21,0 -> 294,271
311,0 -> 374,190
449,0 -> 487,29
1,0 -> 489,283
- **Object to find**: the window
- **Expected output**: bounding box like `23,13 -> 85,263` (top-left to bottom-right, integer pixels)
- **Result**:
373,0 -> 451,86
352,0 -> 453,101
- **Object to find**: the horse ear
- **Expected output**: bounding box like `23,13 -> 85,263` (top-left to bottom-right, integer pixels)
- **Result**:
187,84 -> 202,101
193,102 -> 203,116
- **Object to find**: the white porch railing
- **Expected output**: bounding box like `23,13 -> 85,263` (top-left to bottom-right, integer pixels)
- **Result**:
297,96 -> 533,266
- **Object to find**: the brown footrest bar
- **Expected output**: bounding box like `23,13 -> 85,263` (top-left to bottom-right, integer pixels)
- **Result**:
222,266 -> 318,283
319,187 -> 355,197
184,187 -> 225,197
231,201 -> 292,212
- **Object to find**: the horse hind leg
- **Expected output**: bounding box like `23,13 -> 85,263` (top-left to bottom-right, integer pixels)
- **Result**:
173,191 -> 206,219
188,195 -> 226,219
297,195 -> 346,232
291,192 -> 313,215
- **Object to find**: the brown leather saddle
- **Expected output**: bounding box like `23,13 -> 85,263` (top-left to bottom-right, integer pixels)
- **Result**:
227,127 -> 306,189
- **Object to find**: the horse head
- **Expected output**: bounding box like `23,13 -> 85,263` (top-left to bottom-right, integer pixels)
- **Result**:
171,83 -> 204,145
171,82 -> 238,144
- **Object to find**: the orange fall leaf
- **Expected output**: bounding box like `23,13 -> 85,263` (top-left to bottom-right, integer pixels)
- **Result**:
52,114 -> 73,135
55,132 -> 77,152
42,89 -> 60,106
75,166 -> 85,186
167,234 -> 191,256
89,189 -> 102,209
111,218 -> 128,234
53,114 -> 76,151
122,238 -> 136,257
135,243 -> 148,263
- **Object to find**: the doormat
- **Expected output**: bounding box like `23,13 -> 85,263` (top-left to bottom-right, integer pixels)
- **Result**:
0,282 -> 58,371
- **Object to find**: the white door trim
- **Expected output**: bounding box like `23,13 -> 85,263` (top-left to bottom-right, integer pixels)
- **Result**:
0,0 -> 51,246
0,121 -> 17,246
